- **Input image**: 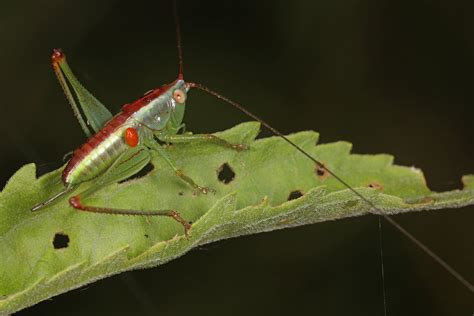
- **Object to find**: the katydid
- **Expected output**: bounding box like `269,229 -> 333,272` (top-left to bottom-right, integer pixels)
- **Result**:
31,48 -> 249,235
30,0 -> 473,301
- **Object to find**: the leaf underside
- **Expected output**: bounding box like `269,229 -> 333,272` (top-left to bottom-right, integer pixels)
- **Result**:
0,122 -> 473,314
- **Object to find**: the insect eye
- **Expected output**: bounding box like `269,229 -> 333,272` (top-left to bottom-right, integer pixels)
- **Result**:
173,89 -> 186,104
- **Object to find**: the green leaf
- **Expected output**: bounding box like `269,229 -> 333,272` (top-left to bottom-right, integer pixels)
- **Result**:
0,122 -> 473,314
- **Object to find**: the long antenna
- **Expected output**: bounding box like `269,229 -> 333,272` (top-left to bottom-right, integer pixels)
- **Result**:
173,0 -> 184,79
187,82 -> 474,293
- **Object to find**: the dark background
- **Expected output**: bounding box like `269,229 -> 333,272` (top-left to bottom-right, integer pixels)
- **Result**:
1,0 -> 473,315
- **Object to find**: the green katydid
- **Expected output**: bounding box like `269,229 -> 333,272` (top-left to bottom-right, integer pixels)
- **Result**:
31,47 -> 251,235
30,0 -> 473,300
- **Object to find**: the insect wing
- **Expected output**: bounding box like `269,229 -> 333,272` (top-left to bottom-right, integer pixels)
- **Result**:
91,146 -> 152,187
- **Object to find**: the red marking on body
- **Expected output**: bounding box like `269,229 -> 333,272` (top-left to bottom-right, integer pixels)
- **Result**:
61,79 -> 179,185
124,127 -> 139,147
121,88 -> 161,113
51,49 -> 64,64
69,196 -> 83,209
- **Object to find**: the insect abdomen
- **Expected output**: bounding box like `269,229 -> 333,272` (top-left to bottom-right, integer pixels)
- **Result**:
62,113 -> 135,185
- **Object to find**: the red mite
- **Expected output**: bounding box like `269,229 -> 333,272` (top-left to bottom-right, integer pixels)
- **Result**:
124,127 -> 139,147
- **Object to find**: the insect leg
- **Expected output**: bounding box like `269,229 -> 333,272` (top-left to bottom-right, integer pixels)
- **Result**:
159,133 -> 248,151
69,146 -> 191,236
68,192 -> 190,237
147,140 -> 212,194
51,49 -> 113,136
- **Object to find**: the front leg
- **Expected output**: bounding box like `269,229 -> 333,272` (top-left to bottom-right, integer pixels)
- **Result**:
147,140 -> 212,194
159,133 -> 248,151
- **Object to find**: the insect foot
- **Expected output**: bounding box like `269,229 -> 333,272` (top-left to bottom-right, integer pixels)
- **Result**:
168,210 -> 192,238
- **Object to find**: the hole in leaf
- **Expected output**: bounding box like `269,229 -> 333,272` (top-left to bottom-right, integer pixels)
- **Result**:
217,163 -> 235,184
178,191 -> 184,196
315,163 -> 330,180
144,234 -> 149,238
118,162 -> 154,184
368,181 -> 384,191
53,233 -> 69,249
287,190 -> 304,201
